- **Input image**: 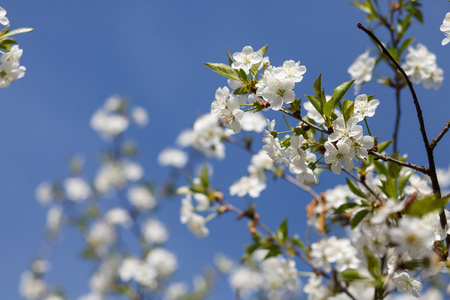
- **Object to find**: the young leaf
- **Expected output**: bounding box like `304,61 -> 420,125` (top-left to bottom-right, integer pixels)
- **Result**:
377,140 -> 393,153
341,269 -> 368,282
226,47 -> 234,66
335,202 -> 359,214
382,178 -> 398,199
372,160 -> 388,176
351,1 -> 371,14
407,195 -> 449,217
277,218 -> 288,241
399,37 -> 415,56
398,171 -> 413,194
1,27 -> 33,38
198,164 -> 210,188
351,209 -> 369,229
238,68 -> 251,84
204,63 -> 241,81
328,80 -> 354,117
249,44 -> 268,77
313,74 -> 323,99
305,94 -> 323,115
346,178 -> 367,199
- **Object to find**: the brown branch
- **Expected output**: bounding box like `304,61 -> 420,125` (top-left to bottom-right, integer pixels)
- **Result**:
430,120 -> 450,149
357,23 -> 449,252
342,169 -> 383,202
369,150 -> 429,174
280,108 -> 329,134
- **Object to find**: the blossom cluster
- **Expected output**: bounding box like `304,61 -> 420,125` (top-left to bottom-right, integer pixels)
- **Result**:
402,43 -> 443,90
440,12 -> 450,46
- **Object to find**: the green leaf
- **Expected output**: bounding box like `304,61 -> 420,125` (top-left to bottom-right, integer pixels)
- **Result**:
249,44 -> 268,77
346,178 -> 367,199
341,269 -> 368,281
277,218 -> 288,241
342,99 -> 354,123
408,7 -> 423,24
407,195 -> 449,217
0,25 -> 9,36
233,86 -> 248,95
382,178 -> 398,199
204,62 -> 241,81
1,27 -> 33,38
351,209 -> 369,229
335,202 -> 359,214
291,235 -> 308,253
198,164 -> 210,188
305,94 -> 323,115
399,37 -> 415,56
372,160 -> 388,176
388,46 -> 399,61
377,140 -> 393,153
313,74 -> 323,100
398,171 -> 413,194
327,80 -> 354,117
351,1 -> 371,14
238,68 -> 251,84
366,250 -> 381,277
283,114 -> 293,130
226,47 -> 234,66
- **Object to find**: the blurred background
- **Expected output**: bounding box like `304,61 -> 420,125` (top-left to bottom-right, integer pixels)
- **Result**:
1,1 -> 449,299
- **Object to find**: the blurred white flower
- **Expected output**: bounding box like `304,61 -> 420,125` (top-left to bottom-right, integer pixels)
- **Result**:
90,109 -> 129,138
127,185 -> 156,210
105,208 -> 132,227
0,6 -> 9,26
348,51 -> 375,94
142,219 -> 169,244
146,248 -> 178,278
35,181 -> 53,205
19,271 -> 46,300
63,177 -> 91,202
158,148 -> 188,168
131,106 -> 149,126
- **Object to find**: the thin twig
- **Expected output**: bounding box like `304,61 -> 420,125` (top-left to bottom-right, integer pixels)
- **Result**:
369,150 -> 429,174
225,136 -> 323,203
342,169 -> 382,202
430,120 -> 450,149
280,108 -> 329,134
357,23 -> 449,252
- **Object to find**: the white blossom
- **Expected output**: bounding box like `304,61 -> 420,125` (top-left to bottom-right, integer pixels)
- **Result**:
127,185 -> 157,210
105,208 -> 132,227
19,271 -> 46,300
440,12 -> 450,46
324,140 -> 355,175
158,148 -> 188,168
273,60 -> 306,83
35,181 -> 53,205
353,94 -> 379,121
348,51 -> 375,94
146,248 -> 178,278
131,106 -> 149,126
0,6 -> 9,26
232,46 -> 263,73
392,272 -> 422,298
142,219 -> 169,244
63,177 -> 91,202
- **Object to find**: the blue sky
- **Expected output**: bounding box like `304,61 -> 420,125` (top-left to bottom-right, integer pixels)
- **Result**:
1,1 -> 449,299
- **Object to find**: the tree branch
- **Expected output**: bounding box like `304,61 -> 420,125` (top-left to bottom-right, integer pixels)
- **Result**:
280,108 -> 329,134
369,150 -> 429,174
430,120 -> 450,149
357,23 -> 449,251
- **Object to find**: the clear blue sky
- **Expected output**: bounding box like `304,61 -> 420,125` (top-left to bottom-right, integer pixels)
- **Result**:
1,1 -> 449,299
